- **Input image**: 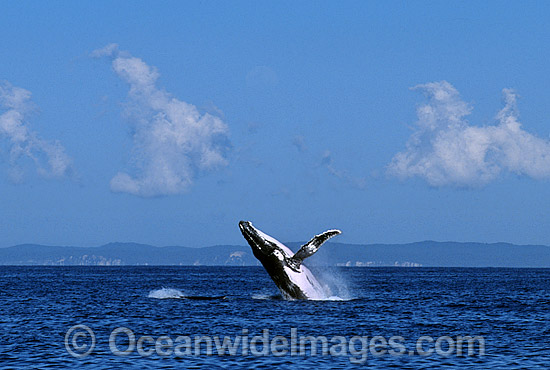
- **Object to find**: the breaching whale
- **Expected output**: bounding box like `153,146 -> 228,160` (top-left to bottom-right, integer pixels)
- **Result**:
239,221 -> 341,300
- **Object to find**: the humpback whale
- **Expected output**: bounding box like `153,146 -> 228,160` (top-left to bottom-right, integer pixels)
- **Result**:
239,221 -> 341,300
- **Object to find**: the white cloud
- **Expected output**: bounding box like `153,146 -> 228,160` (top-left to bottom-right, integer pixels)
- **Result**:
94,44 -> 230,197
90,43 -> 119,58
388,81 -> 550,187
0,81 -> 72,181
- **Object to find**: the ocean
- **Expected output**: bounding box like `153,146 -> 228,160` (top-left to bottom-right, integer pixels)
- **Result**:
0,266 -> 549,369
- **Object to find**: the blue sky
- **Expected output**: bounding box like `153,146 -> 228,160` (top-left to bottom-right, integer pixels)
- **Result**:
1,1 -> 550,247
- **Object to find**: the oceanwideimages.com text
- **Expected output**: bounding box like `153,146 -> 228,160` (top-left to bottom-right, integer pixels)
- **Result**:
65,325 -> 485,364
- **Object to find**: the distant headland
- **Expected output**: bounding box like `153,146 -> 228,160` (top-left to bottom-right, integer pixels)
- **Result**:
0,241 -> 549,267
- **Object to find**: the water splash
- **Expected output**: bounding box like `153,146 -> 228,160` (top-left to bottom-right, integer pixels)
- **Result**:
314,267 -> 356,301
311,295 -> 348,301
148,288 -> 185,299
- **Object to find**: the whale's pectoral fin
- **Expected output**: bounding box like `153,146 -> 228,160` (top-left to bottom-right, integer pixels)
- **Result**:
289,229 -> 342,269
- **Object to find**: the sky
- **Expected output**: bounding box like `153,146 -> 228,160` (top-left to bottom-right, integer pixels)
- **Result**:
1,1 -> 550,248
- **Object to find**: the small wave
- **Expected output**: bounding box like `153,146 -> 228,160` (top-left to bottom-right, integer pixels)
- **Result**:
251,294 -> 283,300
185,295 -> 227,300
310,295 -> 356,301
148,288 -> 185,299
251,293 -> 355,301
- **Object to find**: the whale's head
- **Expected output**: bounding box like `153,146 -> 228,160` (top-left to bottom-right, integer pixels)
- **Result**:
238,220 -> 290,262
239,221 -> 274,255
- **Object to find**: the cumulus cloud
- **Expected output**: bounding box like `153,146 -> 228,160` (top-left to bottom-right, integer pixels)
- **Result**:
0,81 -> 72,181
93,44 -> 230,197
388,81 -> 550,187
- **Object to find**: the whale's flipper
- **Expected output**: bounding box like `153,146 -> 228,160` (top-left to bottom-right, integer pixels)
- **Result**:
289,229 -> 341,269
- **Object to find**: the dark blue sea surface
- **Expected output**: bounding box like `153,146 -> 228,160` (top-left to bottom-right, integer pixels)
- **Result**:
0,266 -> 549,369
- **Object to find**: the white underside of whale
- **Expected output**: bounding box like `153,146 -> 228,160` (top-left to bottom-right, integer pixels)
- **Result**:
282,264 -> 326,300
